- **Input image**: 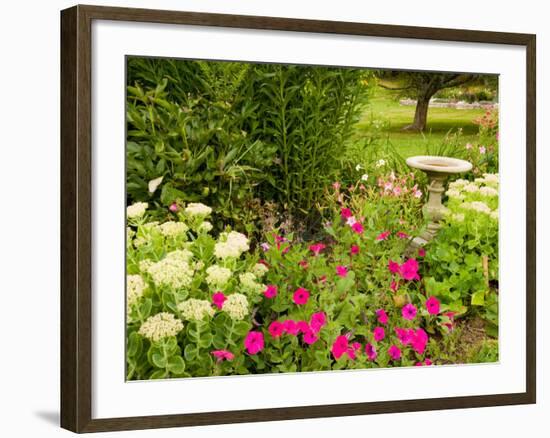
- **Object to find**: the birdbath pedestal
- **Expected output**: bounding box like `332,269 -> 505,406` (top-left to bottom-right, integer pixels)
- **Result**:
405,155 -> 472,254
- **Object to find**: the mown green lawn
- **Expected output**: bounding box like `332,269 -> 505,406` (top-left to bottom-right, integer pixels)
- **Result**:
355,86 -> 485,158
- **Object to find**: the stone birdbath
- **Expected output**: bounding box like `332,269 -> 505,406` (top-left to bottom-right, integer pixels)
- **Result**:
405,155 -> 473,254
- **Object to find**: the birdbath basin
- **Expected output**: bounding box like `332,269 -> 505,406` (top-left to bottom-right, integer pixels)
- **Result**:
405,155 -> 472,253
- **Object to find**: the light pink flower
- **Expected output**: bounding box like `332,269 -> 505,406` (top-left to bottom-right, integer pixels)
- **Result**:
365,343 -> 377,361
402,303 -> 417,320
346,216 -> 357,226
268,321 -> 285,338
244,331 -> 264,355
426,296 -> 441,315
388,345 -> 402,360
211,349 -> 234,361
414,190 -> 423,198
310,312 -> 327,333
396,231 -> 409,239
376,231 -> 391,241
350,245 -> 360,255
309,243 -> 326,255
333,182 -> 341,190
169,202 -> 179,212
393,186 -> 402,196
465,142 -> 473,150
479,146 -> 486,154
375,309 -> 388,325
264,285 -> 278,299
336,265 -> 348,278
351,222 -> 364,234
260,242 -> 270,252
212,292 -> 226,310
293,288 -> 310,305
373,326 -> 385,342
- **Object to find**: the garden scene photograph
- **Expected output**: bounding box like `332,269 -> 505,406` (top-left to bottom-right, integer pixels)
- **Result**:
124,56 -> 499,380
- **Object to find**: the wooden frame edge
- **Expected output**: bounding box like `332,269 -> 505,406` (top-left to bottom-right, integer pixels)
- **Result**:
60,4 -> 537,433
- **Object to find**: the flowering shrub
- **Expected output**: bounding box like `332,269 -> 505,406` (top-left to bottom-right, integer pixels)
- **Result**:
423,173 -> 499,335
463,109 -> 499,177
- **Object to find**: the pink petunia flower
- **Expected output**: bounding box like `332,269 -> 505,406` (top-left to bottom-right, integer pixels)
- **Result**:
399,258 -> 420,281
298,260 -> 309,269
418,248 -> 426,257
365,343 -> 377,361
333,182 -> 341,190
350,245 -> 360,255
402,303 -> 417,320
293,288 -> 310,305
388,345 -> 402,361
297,320 -> 310,334
268,321 -> 285,338
426,296 -> 441,315
351,222 -> 364,234
393,186 -> 402,196
264,284 -> 278,299
309,243 -> 326,256
375,309 -> 388,325
211,349 -> 234,362
479,146 -> 486,154
411,328 -> 429,355
424,358 -> 433,366
373,326 -> 385,342
388,259 -> 400,274
318,275 -> 327,284
244,331 -> 264,355
340,207 -> 353,219
310,312 -> 327,333
395,327 -> 414,345
376,231 -> 391,241
346,216 -> 357,226
396,231 -> 409,239
331,335 -> 349,360
282,319 -> 299,335
303,329 -> 318,345
169,202 -> 179,213
212,292 -> 226,310
336,265 -> 348,278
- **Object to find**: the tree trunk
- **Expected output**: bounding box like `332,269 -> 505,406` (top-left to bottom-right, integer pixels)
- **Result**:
404,94 -> 431,131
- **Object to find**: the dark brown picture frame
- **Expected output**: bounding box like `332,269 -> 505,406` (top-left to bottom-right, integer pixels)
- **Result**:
60,4 -> 536,433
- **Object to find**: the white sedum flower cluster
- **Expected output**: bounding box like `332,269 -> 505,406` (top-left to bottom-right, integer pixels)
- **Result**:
239,272 -> 265,294
223,293 -> 249,320
138,312 -> 183,342
205,265 -> 232,288
446,173 -> 499,222
178,299 -> 215,320
251,263 -> 268,278
127,274 -> 146,310
146,250 -> 194,289
197,221 -> 213,233
214,231 -> 250,259
462,201 -> 492,214
127,202 -> 148,219
158,221 -> 189,237
185,203 -> 212,217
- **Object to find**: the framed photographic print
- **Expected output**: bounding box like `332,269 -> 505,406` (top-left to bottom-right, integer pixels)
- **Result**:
60,4 -> 536,433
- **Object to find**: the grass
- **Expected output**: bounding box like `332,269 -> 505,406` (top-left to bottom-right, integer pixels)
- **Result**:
355,86 -> 485,158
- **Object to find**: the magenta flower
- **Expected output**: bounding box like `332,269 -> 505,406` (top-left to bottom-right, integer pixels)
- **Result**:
395,327 -> 414,345
341,207 -> 352,219
426,296 -> 441,315
303,330 -> 319,345
375,309 -> 388,325
376,231 -> 391,241
399,258 -> 420,281
268,321 -> 285,338
373,326 -> 385,342
211,349 -> 234,362
297,320 -> 310,334
388,259 -> 400,274
283,319 -> 299,335
396,231 -> 409,239
309,243 -> 326,256
402,303 -> 417,320
425,358 -> 433,366
331,335 -> 349,360
411,328 -> 429,355
212,292 -> 226,310
310,312 -> 327,333
169,202 -> 179,212
336,265 -> 348,278
298,260 -> 309,269
351,222 -> 364,234
365,343 -> 377,361
293,288 -> 310,305
418,248 -> 426,257
388,345 -> 402,361
350,245 -> 360,255
263,284 -> 278,299
244,331 -> 264,355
